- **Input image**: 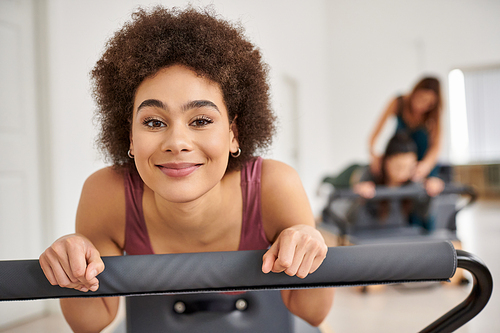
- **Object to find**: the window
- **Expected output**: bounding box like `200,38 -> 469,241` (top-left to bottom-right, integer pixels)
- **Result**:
449,66 -> 500,164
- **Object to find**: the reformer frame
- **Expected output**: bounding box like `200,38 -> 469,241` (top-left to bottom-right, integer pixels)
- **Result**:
0,241 -> 493,332
321,183 -> 477,245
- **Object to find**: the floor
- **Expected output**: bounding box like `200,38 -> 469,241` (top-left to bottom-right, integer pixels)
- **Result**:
1,200 -> 498,333
326,199 -> 500,332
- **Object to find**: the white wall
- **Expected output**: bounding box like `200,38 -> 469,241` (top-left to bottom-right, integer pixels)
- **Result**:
325,0 -> 500,173
42,0 -> 330,242
42,0 -> 500,243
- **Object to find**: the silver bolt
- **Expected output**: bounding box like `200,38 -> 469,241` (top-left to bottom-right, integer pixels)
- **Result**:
235,299 -> 248,311
174,301 -> 186,314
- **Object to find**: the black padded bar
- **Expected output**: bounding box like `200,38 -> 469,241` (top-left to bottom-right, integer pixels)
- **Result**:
330,183 -> 476,201
0,241 -> 456,301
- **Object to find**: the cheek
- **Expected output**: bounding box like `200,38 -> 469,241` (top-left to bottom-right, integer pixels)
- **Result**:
201,131 -> 230,160
132,132 -> 159,156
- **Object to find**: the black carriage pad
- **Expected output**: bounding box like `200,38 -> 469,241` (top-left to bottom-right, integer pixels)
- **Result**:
0,241 -> 456,301
125,290 -> 302,333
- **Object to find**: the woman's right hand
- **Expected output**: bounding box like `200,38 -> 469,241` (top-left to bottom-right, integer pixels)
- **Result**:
353,181 -> 376,199
39,233 -> 104,292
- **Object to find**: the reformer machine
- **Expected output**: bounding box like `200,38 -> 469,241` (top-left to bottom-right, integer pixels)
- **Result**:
321,183 -> 476,246
0,241 -> 493,332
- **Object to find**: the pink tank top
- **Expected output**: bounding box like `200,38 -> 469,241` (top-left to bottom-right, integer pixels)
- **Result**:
123,157 -> 271,255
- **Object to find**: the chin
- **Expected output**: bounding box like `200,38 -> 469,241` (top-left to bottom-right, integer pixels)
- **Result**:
160,190 -> 204,204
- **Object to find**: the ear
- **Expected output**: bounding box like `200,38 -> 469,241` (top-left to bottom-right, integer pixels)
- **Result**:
229,116 -> 239,154
129,129 -> 134,156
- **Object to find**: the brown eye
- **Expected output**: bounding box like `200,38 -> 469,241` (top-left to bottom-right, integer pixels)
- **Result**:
190,116 -> 213,127
143,118 -> 166,128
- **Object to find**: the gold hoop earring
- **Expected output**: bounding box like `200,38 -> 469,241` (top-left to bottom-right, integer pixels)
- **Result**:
231,148 -> 241,158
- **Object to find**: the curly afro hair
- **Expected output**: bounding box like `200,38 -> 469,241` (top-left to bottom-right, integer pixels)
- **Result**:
91,5 -> 276,172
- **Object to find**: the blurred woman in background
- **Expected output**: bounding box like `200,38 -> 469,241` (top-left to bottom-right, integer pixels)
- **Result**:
368,76 -> 443,187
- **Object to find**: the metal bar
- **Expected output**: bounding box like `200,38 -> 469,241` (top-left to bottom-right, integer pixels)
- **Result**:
419,250 -> 493,333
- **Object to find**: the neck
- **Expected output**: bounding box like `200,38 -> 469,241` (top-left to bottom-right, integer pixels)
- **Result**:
146,171 -> 240,242
403,96 -> 424,125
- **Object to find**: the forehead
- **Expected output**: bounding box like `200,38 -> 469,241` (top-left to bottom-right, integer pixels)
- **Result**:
133,65 -> 226,112
387,152 -> 417,164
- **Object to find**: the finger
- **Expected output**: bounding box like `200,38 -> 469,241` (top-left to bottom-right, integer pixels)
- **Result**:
296,247 -> 317,278
45,242 -> 81,285
39,256 -> 59,286
41,250 -> 85,290
262,243 -> 279,274
66,247 -> 89,285
309,246 -> 328,274
85,248 -> 104,280
44,248 -> 79,285
49,259 -> 81,289
283,233 -> 315,277
284,241 -> 307,277
77,286 -> 89,292
85,249 -> 104,291
273,232 -> 297,273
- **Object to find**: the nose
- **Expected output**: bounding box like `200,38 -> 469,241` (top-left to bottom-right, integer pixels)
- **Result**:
161,122 -> 193,154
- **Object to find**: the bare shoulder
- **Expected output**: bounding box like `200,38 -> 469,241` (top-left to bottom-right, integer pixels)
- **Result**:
76,166 -> 126,255
84,166 -> 124,190
79,166 -> 125,214
261,159 -> 301,189
261,159 -> 314,241
386,96 -> 401,115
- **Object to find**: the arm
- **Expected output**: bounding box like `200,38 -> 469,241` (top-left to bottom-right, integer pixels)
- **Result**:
260,160 -> 334,327
39,167 -> 125,333
368,98 -> 398,176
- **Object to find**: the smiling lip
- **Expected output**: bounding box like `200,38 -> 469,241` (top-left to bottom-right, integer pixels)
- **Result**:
157,163 -> 201,178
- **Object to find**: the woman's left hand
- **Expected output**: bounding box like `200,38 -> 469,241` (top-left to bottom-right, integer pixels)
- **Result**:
262,225 -> 328,279
425,177 -> 445,197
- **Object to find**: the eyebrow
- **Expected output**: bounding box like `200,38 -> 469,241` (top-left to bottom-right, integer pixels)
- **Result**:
183,100 -> 220,113
136,99 -> 220,114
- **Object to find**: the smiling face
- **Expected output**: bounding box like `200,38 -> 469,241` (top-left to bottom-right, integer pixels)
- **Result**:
130,64 -> 239,203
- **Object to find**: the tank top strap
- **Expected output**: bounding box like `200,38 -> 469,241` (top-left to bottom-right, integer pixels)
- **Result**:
123,169 -> 155,255
238,157 -> 271,251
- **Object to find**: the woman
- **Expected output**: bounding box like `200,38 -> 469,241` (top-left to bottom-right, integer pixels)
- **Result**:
38,6 -> 334,332
369,77 -> 443,184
